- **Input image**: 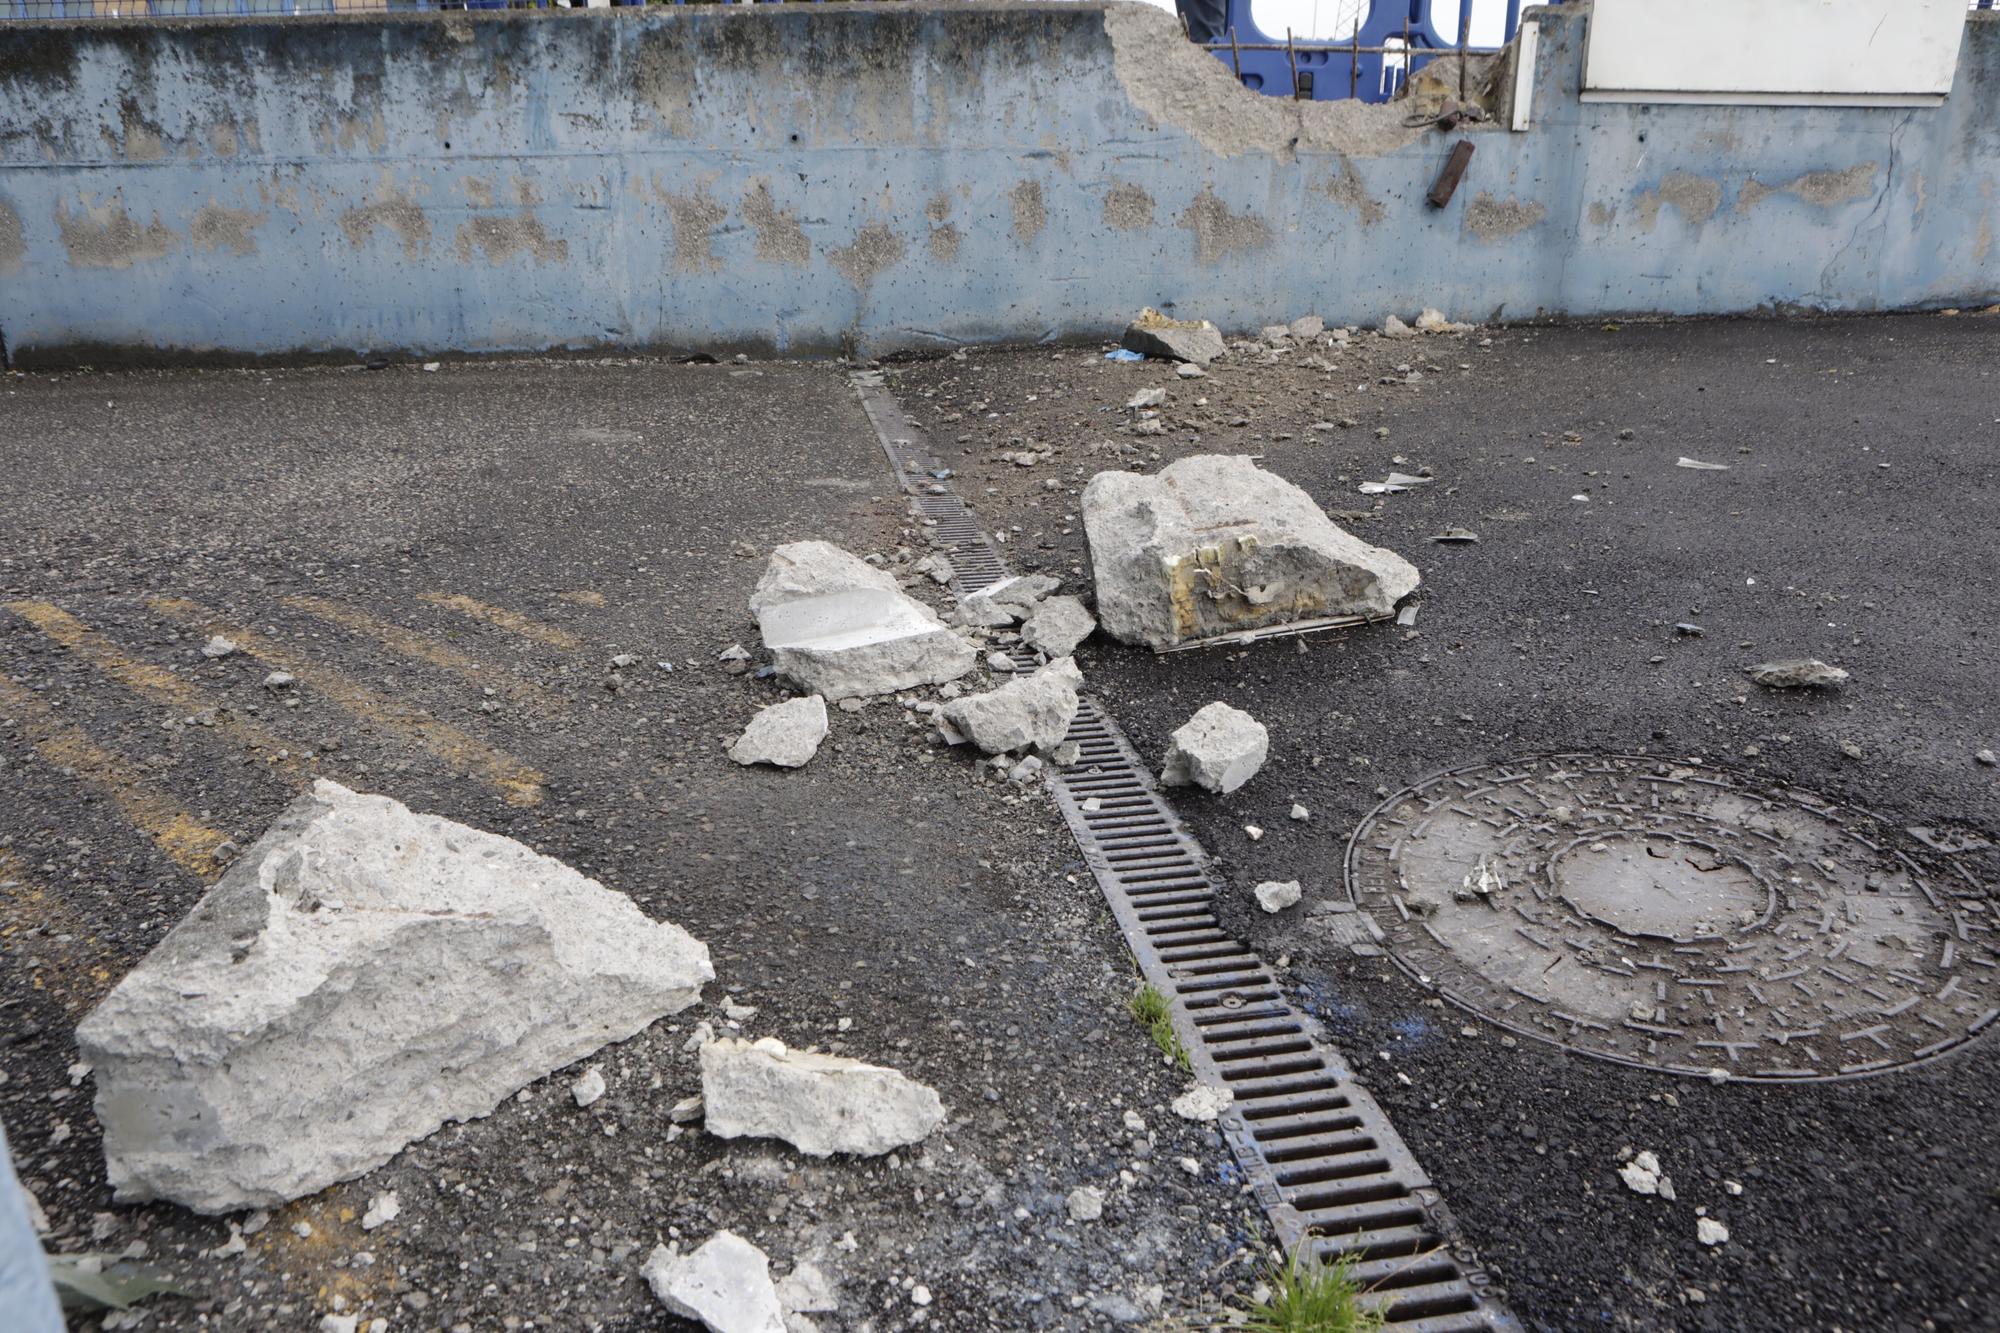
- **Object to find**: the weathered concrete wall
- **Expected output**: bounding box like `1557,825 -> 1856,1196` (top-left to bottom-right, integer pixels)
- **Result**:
0,3 -> 1995,364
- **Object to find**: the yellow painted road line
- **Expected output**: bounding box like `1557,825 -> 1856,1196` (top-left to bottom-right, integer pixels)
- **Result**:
147,597 -> 546,808
4,599 -> 311,778
418,592 -> 584,651
0,849 -> 120,1016
281,595 -> 558,710
0,676 -> 229,875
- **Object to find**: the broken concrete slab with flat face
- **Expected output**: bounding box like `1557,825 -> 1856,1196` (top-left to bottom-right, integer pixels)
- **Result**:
1082,455 -> 1420,651
750,541 -> 977,700
728,695 -> 829,769
1121,307 -> 1227,366
699,1036 -> 945,1159
937,657 -> 1082,756
75,780 -> 713,1214
1161,701 -> 1268,795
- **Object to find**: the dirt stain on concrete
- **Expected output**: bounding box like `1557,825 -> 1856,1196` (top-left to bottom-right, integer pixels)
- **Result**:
1737,163 -> 1879,213
1010,179 -> 1046,245
463,176 -> 496,208
55,196 -> 176,269
829,223 -> 905,290
338,190 -> 432,260
1632,172 -> 1722,231
190,202 -> 268,257
209,121 -> 240,159
1179,186 -> 1270,264
925,194 -> 960,261
1586,200 -> 1616,227
1464,192 -> 1546,241
743,179 -> 810,266
659,183 -> 726,273
455,214 -> 568,266
1319,157 -> 1384,225
0,199 -> 23,274
1102,182 -> 1155,231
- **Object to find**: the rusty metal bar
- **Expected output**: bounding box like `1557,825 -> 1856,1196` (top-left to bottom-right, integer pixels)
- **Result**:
1287,27 -> 1301,100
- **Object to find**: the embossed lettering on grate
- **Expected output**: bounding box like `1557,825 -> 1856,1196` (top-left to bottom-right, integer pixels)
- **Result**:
852,373 -> 1517,1330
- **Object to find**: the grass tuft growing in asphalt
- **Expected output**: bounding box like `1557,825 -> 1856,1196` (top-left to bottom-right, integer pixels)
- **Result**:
1238,1247 -> 1383,1333
1127,979 -> 1191,1071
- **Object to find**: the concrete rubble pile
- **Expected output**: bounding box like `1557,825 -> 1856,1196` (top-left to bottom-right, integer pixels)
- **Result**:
728,695 -> 830,768
959,573 -> 1058,627
76,780 -> 713,1213
1162,702 -> 1268,795
700,1036 -> 945,1158
1082,455 -> 1420,651
937,657 -> 1082,755
751,540 -> 976,699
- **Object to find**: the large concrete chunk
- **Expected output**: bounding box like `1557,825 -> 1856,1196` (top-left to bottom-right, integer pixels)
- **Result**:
1083,455 -> 1420,649
1161,702 -> 1268,795
75,780 -> 713,1213
728,695 -> 829,769
1122,307 -> 1226,366
700,1037 -> 944,1158
938,658 -> 1081,755
644,1231 -> 786,1333
751,541 -> 976,700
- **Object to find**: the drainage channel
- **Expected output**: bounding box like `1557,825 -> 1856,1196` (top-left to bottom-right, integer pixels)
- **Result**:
852,372 -> 1517,1331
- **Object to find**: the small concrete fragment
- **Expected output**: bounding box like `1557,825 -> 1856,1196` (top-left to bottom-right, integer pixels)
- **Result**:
1170,1085 -> 1233,1122
777,1261 -> 839,1315
1414,308 -> 1473,335
1253,880 -> 1302,914
1021,596 -> 1096,659
1161,702 -> 1268,795
1066,1186 -> 1106,1222
728,696 -> 830,769
938,659 -> 1081,755
644,1231 -> 787,1333
1746,659 -> 1849,689
1696,1217 -> 1730,1247
76,780 -> 712,1213
1122,307 -> 1226,366
1619,1150 -> 1671,1198
571,1067 -> 607,1108
751,541 -> 976,700
201,635 -> 238,659
1125,386 -> 1167,410
700,1036 -> 945,1158
913,553 -> 955,586
1289,314 -> 1324,339
1382,314 -> 1415,339
1082,455 -> 1420,650
961,573 -> 1059,627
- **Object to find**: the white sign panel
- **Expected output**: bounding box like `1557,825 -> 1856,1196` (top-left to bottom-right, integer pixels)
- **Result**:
1583,0 -> 1970,106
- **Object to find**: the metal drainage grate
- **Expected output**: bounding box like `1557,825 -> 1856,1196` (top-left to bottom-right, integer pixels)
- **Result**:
851,373 -> 1517,1329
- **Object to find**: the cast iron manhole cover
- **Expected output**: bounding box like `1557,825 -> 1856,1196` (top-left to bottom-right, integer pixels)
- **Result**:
1343,754 -> 1999,1081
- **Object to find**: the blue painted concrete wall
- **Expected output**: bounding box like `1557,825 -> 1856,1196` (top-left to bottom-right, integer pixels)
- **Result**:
0,4 -> 1995,364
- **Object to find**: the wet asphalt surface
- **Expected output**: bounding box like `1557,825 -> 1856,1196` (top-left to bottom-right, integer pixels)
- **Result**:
890,314 -> 2000,1332
0,360 -> 1250,1331
0,315 -> 1995,1332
